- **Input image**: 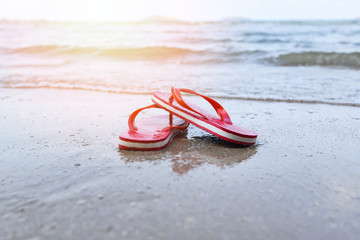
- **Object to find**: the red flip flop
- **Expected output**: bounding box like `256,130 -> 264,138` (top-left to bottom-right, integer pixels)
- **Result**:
152,87 -> 257,145
119,104 -> 189,151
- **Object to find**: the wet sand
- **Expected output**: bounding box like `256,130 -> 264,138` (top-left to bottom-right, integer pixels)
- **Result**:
1,88 -> 359,240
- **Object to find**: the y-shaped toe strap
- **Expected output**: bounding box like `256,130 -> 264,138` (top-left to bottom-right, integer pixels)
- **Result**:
170,87 -> 233,124
128,104 -> 189,132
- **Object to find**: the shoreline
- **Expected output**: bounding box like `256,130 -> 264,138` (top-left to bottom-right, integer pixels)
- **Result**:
1,88 -> 359,240
2,86 -> 359,107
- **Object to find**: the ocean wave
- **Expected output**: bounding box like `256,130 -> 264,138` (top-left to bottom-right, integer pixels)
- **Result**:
175,37 -> 233,44
1,45 -> 268,63
221,50 -> 266,57
254,39 -> 290,44
267,51 -> 360,69
2,45 -> 199,60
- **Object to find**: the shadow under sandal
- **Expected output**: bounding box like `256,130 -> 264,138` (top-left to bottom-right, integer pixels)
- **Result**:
152,87 -> 258,145
119,104 -> 189,151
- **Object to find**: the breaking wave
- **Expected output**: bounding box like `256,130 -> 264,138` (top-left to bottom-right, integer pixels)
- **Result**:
267,51 -> 360,69
1,45 -> 199,60
0,45 -> 268,63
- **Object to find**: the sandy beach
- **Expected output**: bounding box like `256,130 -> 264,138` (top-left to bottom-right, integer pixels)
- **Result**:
1,88 -> 359,239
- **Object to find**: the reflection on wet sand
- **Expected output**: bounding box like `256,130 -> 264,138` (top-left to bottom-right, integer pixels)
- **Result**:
119,129 -> 258,175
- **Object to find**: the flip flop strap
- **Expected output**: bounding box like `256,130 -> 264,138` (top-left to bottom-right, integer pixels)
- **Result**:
128,104 -> 189,132
170,87 -> 232,124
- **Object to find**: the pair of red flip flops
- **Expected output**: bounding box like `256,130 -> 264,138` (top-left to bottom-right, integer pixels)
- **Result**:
119,87 -> 258,151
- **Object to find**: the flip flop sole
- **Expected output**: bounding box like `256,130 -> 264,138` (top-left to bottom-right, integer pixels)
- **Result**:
152,95 -> 256,145
119,125 -> 187,151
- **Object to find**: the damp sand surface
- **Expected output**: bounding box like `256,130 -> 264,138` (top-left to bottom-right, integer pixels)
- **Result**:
0,88 -> 360,240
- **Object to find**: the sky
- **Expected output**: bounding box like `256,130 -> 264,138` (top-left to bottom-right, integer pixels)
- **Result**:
0,0 -> 359,21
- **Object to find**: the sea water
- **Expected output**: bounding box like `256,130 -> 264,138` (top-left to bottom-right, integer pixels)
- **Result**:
0,19 -> 359,105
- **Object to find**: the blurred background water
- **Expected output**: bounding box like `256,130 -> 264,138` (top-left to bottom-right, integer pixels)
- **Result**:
1,19 -> 359,105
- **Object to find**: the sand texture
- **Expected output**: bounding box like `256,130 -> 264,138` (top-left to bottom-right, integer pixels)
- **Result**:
1,88 -> 360,240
